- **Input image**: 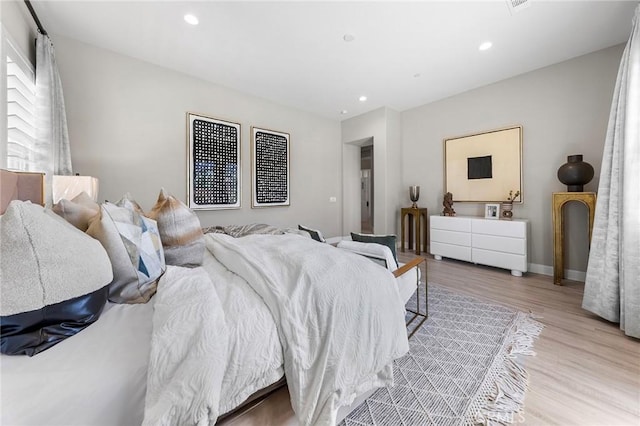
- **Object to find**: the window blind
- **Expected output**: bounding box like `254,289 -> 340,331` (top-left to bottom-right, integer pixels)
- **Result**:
6,46 -> 36,172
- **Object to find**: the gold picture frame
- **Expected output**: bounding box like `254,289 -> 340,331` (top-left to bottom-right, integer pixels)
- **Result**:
444,125 -> 523,203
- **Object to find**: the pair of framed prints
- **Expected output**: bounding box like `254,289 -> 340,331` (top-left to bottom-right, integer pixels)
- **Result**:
187,112 -> 289,210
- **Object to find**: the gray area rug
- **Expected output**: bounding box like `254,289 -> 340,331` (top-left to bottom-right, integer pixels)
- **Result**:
341,283 -> 543,426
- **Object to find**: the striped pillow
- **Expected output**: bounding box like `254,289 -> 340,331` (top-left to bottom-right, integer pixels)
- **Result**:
146,188 -> 205,267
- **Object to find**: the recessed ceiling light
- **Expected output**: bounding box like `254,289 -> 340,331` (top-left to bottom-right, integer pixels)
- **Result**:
340,110 -> 348,115
184,14 -> 199,25
343,34 -> 355,42
359,96 -> 367,102
479,41 -> 493,51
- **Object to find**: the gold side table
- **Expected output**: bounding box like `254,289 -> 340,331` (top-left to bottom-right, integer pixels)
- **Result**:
401,207 -> 428,255
552,192 -> 596,285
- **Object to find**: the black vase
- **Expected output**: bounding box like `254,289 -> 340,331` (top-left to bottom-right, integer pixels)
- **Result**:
557,155 -> 594,192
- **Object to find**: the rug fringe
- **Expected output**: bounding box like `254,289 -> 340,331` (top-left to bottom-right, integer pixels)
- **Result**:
466,313 -> 543,425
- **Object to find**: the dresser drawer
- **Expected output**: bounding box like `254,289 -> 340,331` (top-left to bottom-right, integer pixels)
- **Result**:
471,218 -> 526,238
431,229 -> 471,246
430,242 -> 472,262
472,234 -> 526,255
430,216 -> 471,233
472,248 -> 527,272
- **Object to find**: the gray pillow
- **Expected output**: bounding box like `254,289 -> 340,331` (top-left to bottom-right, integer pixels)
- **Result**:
87,203 -> 165,304
350,232 -> 398,263
1,201 -> 113,355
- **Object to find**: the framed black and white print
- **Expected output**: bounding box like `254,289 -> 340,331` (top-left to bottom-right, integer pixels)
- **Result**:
251,127 -> 290,207
187,112 -> 241,210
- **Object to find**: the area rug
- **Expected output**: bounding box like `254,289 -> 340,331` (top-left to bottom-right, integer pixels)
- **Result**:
341,283 -> 543,426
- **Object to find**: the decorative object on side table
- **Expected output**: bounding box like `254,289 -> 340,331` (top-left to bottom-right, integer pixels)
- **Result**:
501,189 -> 520,220
442,192 -> 456,216
409,185 -> 420,208
557,154 -> 594,192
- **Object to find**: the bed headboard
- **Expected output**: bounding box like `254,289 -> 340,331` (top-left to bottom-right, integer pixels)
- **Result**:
0,169 -> 45,214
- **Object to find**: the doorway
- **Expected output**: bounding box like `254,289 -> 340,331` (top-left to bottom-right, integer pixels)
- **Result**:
360,144 -> 374,234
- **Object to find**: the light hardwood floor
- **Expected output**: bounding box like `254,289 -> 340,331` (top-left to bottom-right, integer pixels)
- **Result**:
398,251 -> 640,426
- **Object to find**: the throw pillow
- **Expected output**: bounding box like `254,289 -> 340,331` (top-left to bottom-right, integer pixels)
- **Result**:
87,202 -> 165,304
52,191 -> 100,231
116,192 -> 145,215
350,232 -> 398,263
146,188 -> 205,267
0,201 -> 113,356
298,224 -> 326,242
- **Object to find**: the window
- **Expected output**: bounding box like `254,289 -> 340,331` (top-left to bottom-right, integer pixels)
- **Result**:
6,39 -> 36,171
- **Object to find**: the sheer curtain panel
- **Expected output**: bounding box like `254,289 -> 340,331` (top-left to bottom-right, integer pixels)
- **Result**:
582,5 -> 640,339
35,32 -> 72,204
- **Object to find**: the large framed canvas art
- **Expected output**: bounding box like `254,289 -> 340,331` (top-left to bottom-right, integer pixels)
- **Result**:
444,126 -> 523,203
251,127 -> 290,208
187,112 -> 241,210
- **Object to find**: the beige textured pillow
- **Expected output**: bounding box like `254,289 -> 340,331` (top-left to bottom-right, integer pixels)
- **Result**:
146,188 -> 204,267
52,191 -> 100,231
87,203 -> 165,304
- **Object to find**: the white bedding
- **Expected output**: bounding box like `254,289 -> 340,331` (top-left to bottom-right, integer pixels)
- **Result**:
201,249 -> 284,415
1,301 -> 154,426
207,233 -> 410,426
2,232 -> 411,426
143,266 -> 228,425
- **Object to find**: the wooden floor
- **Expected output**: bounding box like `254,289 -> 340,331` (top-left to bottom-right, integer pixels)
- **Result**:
398,251 -> 640,426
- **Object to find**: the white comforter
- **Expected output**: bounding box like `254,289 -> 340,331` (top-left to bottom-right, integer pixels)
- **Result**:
143,266 -> 228,426
207,233 -> 410,425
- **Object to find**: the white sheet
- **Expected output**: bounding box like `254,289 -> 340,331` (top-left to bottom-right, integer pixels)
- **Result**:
207,233 -> 410,426
1,301 -> 154,426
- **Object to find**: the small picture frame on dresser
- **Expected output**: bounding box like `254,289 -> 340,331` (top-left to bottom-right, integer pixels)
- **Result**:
484,203 -> 500,219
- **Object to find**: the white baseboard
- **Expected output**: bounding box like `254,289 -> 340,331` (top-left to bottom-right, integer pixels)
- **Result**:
528,263 -> 586,282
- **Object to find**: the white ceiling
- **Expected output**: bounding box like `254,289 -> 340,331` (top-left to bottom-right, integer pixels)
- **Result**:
32,0 -> 637,120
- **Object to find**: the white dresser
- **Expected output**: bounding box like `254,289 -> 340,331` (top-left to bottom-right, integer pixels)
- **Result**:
430,215 -> 528,276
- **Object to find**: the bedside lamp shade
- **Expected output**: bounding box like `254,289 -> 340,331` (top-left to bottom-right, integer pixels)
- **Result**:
52,175 -> 99,203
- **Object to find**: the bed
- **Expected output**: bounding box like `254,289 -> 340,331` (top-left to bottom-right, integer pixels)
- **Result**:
0,171 -> 418,426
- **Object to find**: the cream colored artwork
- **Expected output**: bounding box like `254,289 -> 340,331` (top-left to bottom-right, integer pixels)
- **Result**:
444,126 -> 522,203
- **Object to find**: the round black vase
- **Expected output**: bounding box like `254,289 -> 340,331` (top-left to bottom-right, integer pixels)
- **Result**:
557,154 -> 594,192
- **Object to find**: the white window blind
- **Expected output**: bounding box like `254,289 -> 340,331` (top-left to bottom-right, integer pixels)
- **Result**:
6,42 -> 36,171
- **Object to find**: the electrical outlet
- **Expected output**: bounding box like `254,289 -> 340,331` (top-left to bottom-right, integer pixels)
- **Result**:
329,196 -> 337,203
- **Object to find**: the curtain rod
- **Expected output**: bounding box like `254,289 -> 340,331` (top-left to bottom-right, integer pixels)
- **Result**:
24,0 -> 47,36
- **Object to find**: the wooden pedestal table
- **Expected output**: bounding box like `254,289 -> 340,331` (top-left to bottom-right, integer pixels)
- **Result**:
400,207 -> 428,255
552,192 -> 596,285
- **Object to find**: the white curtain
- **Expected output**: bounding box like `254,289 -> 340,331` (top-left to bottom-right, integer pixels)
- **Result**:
34,32 -> 73,204
583,5 -> 640,339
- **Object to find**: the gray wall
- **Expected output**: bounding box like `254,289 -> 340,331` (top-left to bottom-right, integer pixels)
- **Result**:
342,107 -> 402,236
2,2 -> 623,275
401,44 -> 624,275
52,36 -> 343,236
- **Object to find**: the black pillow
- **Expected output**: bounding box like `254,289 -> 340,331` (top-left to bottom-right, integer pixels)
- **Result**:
350,232 -> 398,263
298,224 -> 325,242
